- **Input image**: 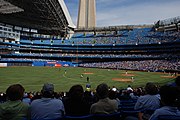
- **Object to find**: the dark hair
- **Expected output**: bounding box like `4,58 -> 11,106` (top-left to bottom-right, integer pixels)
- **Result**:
96,83 -> 109,99
41,91 -> 54,98
69,84 -> 84,100
6,84 -> 25,101
108,90 -> 117,100
145,82 -> 158,95
160,85 -> 179,106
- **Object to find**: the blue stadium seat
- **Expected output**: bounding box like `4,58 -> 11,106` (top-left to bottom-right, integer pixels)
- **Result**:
93,112 -> 121,120
64,114 -> 93,120
121,110 -> 140,118
140,109 -> 157,120
142,109 -> 156,115
119,106 -> 135,111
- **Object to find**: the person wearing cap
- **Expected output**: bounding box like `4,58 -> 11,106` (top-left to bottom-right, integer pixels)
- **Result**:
30,83 -> 65,120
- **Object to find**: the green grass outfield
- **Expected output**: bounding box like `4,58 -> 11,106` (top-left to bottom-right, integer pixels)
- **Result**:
0,66 -> 176,92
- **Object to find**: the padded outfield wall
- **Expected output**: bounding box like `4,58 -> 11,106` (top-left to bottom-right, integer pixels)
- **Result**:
0,61 -> 78,67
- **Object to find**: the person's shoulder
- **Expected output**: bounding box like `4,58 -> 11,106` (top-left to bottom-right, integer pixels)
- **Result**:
91,102 -> 99,108
152,107 -> 169,116
109,98 -> 118,103
138,95 -> 148,99
109,99 -> 118,106
0,101 -> 9,108
31,98 -> 42,105
21,101 -> 30,107
155,94 -> 160,99
154,106 -> 175,114
50,98 -> 63,104
51,98 -> 62,101
136,95 -> 151,102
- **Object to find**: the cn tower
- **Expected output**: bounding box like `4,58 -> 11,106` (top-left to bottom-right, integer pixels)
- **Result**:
77,0 -> 96,28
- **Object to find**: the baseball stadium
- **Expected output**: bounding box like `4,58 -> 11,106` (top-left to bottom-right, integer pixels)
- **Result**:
0,0 -> 180,120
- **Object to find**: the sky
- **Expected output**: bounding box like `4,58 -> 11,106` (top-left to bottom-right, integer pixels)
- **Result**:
64,0 -> 180,27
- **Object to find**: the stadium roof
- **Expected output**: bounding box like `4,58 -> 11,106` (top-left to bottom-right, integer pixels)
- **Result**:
75,25 -> 154,33
0,0 -> 75,35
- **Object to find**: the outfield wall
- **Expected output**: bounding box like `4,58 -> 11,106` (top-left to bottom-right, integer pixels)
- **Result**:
33,61 -> 78,67
0,61 -> 78,67
0,63 -> 7,67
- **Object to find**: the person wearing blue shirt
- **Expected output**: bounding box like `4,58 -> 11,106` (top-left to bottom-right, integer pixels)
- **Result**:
134,82 -> 160,120
134,83 -> 160,110
149,85 -> 180,120
30,83 -> 65,120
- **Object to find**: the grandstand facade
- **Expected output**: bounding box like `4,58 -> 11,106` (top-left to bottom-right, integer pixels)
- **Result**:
0,1 -> 180,72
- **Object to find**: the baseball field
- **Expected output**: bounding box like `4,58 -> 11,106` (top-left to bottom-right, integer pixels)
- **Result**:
0,66 -> 177,92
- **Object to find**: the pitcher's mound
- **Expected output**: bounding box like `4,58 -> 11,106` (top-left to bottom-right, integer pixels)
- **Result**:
112,78 -> 133,82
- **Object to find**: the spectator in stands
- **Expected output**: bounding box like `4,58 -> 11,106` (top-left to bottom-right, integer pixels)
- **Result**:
130,87 -> 144,100
0,84 -> 30,120
119,89 -> 132,100
149,85 -> 180,120
63,84 -> 91,116
31,91 -> 41,101
127,85 -> 133,92
134,82 -> 160,120
30,83 -> 65,120
22,92 -> 31,105
0,93 -> 6,103
83,90 -> 94,108
90,83 -> 118,114
108,89 -> 120,107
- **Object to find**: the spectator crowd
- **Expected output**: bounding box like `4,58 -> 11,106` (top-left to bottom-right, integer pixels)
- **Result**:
80,60 -> 180,71
0,76 -> 180,120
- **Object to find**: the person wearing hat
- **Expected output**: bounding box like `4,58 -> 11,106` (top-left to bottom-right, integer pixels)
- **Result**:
30,83 -> 65,120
